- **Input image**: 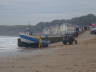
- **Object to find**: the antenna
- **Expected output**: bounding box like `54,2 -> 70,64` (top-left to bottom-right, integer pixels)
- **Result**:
26,21 -> 32,32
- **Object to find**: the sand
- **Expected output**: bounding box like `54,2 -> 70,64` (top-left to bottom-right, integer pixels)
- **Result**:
0,31 -> 96,72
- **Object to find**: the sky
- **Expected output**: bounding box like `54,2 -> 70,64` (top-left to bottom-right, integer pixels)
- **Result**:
0,0 -> 96,25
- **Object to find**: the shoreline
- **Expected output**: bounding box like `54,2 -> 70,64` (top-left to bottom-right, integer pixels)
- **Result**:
0,31 -> 96,72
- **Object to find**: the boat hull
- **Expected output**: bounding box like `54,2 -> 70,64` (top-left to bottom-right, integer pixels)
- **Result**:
18,34 -> 48,48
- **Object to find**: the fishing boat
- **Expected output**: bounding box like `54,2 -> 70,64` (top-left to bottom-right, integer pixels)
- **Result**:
18,32 -> 49,48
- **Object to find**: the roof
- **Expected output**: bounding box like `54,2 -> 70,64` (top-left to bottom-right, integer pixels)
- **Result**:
91,24 -> 96,26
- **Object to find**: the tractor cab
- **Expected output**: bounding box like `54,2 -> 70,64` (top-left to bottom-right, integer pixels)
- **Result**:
63,33 -> 77,45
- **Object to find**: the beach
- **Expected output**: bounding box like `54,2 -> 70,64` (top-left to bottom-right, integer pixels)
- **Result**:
0,31 -> 96,72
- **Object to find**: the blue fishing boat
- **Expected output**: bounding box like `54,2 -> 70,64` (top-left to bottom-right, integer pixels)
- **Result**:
18,32 -> 49,48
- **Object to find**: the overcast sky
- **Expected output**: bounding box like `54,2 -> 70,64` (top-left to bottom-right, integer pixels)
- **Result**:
0,0 -> 96,25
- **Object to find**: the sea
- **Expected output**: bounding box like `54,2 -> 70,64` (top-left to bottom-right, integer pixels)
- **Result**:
0,36 -> 53,58
0,36 -> 17,51
0,36 -> 36,57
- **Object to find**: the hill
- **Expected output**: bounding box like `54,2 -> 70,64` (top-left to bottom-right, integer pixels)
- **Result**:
0,14 -> 96,36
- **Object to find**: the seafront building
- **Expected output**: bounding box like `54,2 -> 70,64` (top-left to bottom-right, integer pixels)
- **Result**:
43,23 -> 76,36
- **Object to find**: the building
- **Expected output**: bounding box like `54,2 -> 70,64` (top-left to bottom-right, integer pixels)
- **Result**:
42,23 -> 76,36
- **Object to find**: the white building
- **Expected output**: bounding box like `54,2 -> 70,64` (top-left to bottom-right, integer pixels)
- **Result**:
43,23 -> 76,35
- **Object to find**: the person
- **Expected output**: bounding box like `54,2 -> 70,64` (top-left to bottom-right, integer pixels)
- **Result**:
38,37 -> 42,48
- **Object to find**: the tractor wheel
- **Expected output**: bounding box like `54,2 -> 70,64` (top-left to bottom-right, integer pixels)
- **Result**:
74,40 -> 78,44
63,42 -> 67,45
69,42 -> 73,45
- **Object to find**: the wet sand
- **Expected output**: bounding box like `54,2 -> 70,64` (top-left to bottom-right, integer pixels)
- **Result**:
0,31 -> 96,72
